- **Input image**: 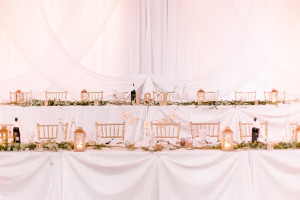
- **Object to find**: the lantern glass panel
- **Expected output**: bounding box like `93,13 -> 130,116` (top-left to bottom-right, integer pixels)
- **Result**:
221,127 -> 233,151
74,127 -> 86,152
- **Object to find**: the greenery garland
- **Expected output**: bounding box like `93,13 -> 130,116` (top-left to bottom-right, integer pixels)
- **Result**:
11,99 -> 280,108
1,140 -> 299,152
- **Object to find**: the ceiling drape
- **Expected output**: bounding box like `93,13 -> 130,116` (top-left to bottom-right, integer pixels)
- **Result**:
0,0 -> 300,100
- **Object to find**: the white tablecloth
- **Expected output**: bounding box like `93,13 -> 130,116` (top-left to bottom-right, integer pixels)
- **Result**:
1,149 -> 300,200
0,151 -> 61,200
1,104 -> 300,142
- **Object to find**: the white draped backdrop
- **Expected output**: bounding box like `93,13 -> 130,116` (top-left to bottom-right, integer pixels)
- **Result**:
1,0 -> 300,100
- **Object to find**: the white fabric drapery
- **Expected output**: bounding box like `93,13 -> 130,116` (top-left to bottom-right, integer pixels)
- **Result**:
1,0 -> 300,100
2,150 -> 300,200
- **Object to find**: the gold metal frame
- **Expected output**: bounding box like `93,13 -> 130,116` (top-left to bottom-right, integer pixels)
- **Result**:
37,123 -> 68,140
9,91 -> 32,104
81,91 -> 103,101
153,91 -> 175,103
150,122 -> 181,140
197,91 -> 219,103
289,123 -> 298,142
95,122 -> 125,140
235,91 -> 256,101
45,91 -> 67,102
0,124 -> 13,143
190,122 -> 221,141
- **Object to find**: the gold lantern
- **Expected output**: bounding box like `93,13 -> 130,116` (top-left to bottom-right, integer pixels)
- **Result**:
197,89 -> 205,104
221,126 -> 234,151
0,126 -> 8,145
271,89 -> 278,103
81,89 -> 89,101
74,127 -> 86,152
155,142 -> 163,151
14,90 -> 24,104
293,125 -> 300,142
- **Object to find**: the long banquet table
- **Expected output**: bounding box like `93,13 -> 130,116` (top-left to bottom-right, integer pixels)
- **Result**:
1,104 -> 300,199
1,149 -> 300,200
1,104 -> 300,142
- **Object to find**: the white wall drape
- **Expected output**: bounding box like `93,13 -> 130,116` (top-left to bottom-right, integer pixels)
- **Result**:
1,0 -> 300,100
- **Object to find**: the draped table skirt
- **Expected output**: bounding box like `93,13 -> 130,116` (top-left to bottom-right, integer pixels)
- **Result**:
1,149 -> 300,200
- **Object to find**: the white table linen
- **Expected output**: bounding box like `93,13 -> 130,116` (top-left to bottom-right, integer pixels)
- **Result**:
1,150 -> 300,200
0,152 -> 61,200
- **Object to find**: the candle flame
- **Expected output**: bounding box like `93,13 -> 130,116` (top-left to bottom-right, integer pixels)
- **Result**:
77,143 -> 82,149
224,139 -> 230,149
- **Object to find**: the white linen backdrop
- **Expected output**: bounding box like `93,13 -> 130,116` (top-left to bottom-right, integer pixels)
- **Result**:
2,150 -> 300,200
2,104 -> 300,142
1,0 -> 300,100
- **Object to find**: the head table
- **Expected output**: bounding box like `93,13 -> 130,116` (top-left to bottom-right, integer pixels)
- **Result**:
1,104 -> 300,200
0,148 -> 300,200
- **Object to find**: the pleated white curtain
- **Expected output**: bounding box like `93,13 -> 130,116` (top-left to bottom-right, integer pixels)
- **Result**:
0,0 -> 300,100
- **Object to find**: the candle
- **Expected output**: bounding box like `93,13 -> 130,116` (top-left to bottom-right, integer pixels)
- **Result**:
77,143 -> 82,150
224,141 -> 230,149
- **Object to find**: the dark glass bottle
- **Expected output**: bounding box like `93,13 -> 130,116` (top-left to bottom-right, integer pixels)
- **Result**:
13,127 -> 21,143
131,84 -> 136,104
13,117 -> 21,143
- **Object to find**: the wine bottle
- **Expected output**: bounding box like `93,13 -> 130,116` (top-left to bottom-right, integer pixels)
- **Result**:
131,83 -> 136,104
13,117 -> 21,143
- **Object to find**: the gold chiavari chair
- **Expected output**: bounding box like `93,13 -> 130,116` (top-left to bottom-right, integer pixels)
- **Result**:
81,91 -> 103,101
95,122 -> 125,140
235,91 -> 256,101
121,92 -> 130,102
0,126 -> 9,144
205,92 -> 219,101
289,123 -> 298,142
0,124 -> 13,143
153,91 -> 176,103
9,90 -> 32,104
150,122 -> 181,140
190,122 -> 221,141
45,91 -> 67,102
239,121 -> 268,141
197,90 -> 219,103
37,123 -> 68,140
